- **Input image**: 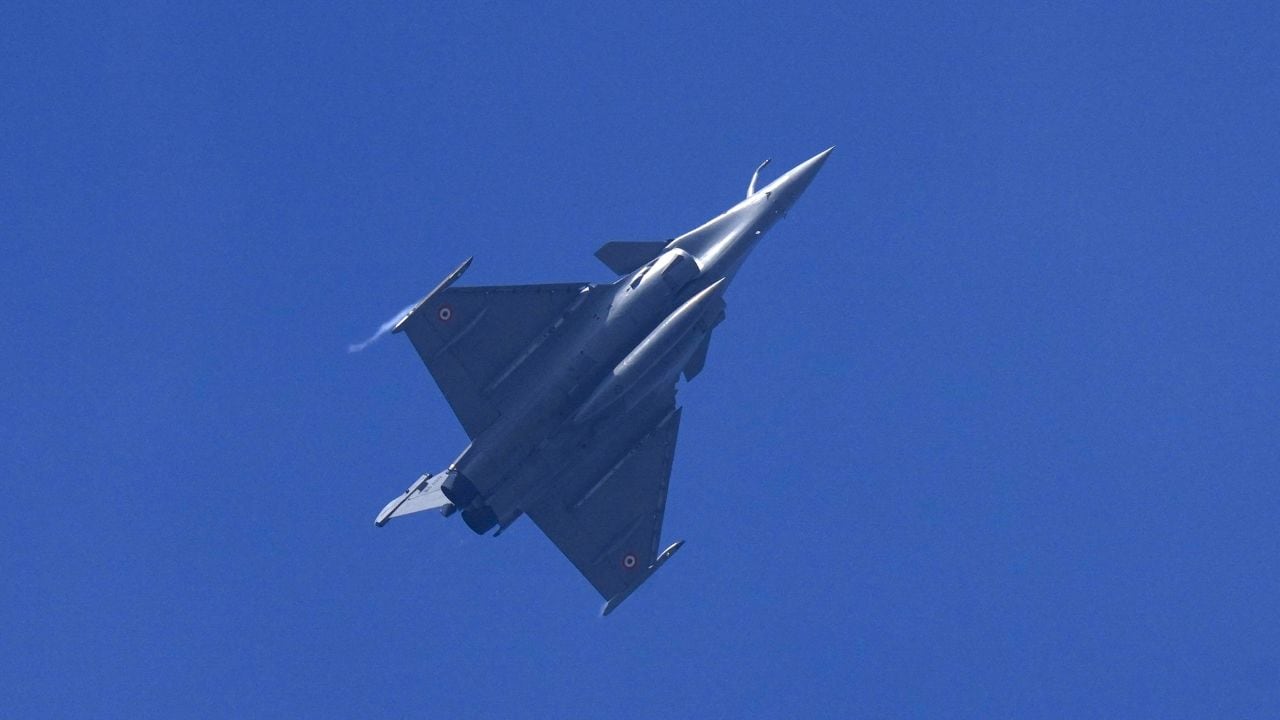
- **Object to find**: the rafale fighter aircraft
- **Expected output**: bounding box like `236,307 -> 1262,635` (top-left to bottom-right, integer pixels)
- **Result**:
375,147 -> 833,614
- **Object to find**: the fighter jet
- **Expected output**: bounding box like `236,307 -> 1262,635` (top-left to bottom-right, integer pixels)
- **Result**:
374,147 -> 833,614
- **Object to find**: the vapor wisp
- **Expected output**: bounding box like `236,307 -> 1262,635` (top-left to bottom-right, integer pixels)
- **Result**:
348,301 -> 417,353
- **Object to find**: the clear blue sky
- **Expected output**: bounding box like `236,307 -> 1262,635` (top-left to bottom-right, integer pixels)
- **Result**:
4,2 -> 1278,717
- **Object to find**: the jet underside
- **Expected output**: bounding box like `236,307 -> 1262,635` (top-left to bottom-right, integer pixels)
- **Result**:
374,148 -> 832,615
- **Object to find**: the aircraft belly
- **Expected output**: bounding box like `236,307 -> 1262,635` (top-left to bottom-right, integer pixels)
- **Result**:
374,147 -> 835,613
456,359 -> 609,504
480,379 -> 674,528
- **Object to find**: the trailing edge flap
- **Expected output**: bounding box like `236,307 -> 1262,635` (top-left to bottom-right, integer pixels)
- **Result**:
399,282 -> 592,438
594,241 -> 670,275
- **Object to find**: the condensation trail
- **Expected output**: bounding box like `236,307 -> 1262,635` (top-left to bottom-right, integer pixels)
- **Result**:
348,302 -> 416,353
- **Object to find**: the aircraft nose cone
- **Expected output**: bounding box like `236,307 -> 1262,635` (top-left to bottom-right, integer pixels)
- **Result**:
765,146 -> 834,209
808,146 -> 835,169
787,146 -> 834,187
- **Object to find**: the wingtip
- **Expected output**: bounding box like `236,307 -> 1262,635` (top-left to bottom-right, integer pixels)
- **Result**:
391,257 -> 475,334
598,540 -> 686,617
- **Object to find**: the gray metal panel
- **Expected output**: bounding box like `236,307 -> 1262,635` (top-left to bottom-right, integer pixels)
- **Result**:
527,395 -> 682,601
594,240 -> 669,275
400,282 -> 589,438
682,331 -> 712,381
682,303 -> 724,381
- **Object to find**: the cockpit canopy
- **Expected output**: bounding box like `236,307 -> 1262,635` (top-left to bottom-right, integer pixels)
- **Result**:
630,248 -> 701,294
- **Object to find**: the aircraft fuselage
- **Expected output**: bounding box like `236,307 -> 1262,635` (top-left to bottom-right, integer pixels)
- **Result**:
441,148 -> 834,534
